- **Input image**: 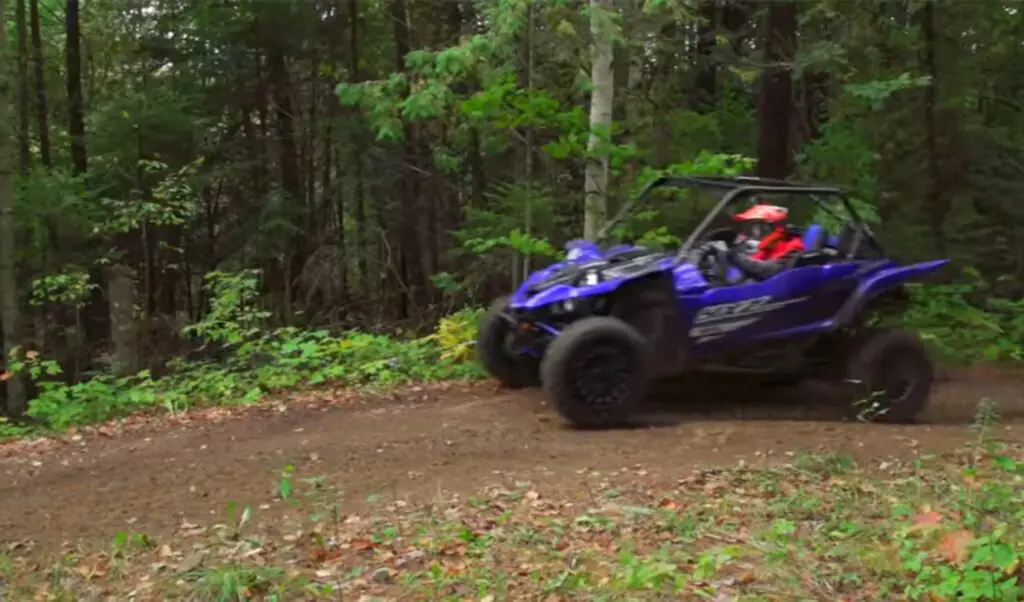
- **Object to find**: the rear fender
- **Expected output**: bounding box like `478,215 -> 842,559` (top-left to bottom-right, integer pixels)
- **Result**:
832,259 -> 949,327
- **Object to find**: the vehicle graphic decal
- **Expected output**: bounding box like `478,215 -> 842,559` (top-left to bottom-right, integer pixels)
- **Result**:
689,295 -> 809,343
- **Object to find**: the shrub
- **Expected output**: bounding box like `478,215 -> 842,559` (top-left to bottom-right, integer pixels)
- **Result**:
901,271 -> 1024,363
5,272 -> 486,434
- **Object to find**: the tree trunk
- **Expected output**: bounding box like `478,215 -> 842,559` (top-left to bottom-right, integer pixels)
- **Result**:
265,30 -> 304,322
755,1 -> 796,179
802,70 -> 830,141
921,0 -> 946,256
0,0 -> 27,414
107,265 -> 139,376
520,1 -> 535,278
690,0 -> 717,112
390,0 -> 423,320
16,0 -> 31,173
324,1 -> 344,294
29,0 -> 50,167
66,0 -> 107,351
583,0 -> 615,240
66,0 -> 87,174
348,0 -> 368,296
650,23 -> 676,168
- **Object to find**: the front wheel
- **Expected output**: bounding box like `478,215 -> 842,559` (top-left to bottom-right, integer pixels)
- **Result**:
843,328 -> 933,423
476,296 -> 540,388
541,317 -> 649,428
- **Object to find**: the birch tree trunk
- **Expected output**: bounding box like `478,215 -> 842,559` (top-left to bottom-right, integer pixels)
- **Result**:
0,0 -> 28,414
583,0 -> 615,240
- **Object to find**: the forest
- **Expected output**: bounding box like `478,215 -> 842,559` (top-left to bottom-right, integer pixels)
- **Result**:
1,2 -> 1024,599
1,0 -> 1024,425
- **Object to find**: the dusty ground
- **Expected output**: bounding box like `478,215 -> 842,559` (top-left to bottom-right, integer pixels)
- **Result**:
1,370 -> 1022,555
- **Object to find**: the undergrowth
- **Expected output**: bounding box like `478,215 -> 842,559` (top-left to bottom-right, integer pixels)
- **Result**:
902,269 -> 1024,363
0,271 -> 485,437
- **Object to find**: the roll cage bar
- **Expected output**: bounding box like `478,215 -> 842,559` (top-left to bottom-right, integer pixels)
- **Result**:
596,175 -> 879,264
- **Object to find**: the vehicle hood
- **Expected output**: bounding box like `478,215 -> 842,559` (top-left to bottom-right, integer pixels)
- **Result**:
508,239 -> 673,309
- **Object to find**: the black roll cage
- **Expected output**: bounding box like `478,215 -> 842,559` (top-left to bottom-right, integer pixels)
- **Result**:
597,175 -> 880,264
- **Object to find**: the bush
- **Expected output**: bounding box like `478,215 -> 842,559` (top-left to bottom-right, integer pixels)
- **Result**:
4,272 -> 486,434
900,271 -> 1024,363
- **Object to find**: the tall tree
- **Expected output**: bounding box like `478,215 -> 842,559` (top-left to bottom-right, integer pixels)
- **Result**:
755,1 -> 797,179
66,0 -> 87,174
0,0 -> 28,414
28,0 -> 50,167
264,11 -> 305,320
348,0 -> 368,293
67,0 -> 107,349
389,0 -> 425,318
16,0 -> 31,173
583,0 -> 615,239
920,0 -> 946,255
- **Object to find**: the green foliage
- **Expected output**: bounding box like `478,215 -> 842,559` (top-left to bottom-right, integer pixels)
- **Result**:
844,73 -> 934,111
464,228 -> 559,260
901,270 -> 1024,363
30,266 -> 95,308
183,270 -> 272,347
896,406 -> 1022,601
97,159 -> 203,239
450,180 -> 567,292
611,151 -> 755,244
4,271 -> 486,435
421,307 -> 485,363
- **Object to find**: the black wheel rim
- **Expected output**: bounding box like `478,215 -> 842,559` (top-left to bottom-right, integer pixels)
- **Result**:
864,351 -> 919,412
568,342 -> 635,408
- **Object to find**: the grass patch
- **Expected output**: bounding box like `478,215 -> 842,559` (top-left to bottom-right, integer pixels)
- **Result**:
4,441 -> 1021,601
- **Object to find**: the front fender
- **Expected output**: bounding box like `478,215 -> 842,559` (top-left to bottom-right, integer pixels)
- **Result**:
832,259 -> 949,327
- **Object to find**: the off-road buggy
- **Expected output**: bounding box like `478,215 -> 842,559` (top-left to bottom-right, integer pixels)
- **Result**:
476,175 -> 948,428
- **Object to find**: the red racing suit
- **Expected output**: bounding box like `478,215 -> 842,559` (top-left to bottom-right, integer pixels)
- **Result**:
752,225 -> 805,261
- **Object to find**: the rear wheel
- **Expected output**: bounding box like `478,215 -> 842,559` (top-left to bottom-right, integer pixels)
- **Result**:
843,328 -> 933,423
541,317 -> 649,428
476,296 -> 539,388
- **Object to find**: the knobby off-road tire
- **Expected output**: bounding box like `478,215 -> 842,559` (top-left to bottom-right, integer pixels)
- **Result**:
844,327 -> 933,424
541,316 -> 649,428
476,296 -> 540,389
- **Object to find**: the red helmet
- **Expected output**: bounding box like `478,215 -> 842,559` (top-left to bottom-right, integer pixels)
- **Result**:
733,204 -> 789,223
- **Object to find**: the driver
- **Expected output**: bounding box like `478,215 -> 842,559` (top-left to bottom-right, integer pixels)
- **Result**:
728,204 -> 805,279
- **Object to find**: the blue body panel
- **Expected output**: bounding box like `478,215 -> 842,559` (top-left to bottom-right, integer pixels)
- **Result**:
509,240 -> 675,309
507,240 -> 949,364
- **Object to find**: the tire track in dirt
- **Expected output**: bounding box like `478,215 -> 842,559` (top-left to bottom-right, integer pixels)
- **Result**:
1,371 -> 1021,554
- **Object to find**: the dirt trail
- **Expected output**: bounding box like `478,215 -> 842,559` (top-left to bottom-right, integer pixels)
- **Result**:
1,371 -> 1022,554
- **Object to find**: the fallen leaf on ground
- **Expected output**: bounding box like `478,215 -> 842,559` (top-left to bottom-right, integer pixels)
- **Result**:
910,509 -> 943,530
939,529 -> 974,564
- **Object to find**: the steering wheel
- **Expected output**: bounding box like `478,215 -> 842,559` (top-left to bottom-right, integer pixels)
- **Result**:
698,227 -> 739,247
694,240 -> 733,283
